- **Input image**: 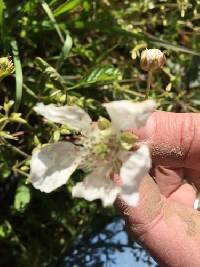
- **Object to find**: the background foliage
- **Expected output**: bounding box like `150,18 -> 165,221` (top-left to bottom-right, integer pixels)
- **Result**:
1,0 -> 200,266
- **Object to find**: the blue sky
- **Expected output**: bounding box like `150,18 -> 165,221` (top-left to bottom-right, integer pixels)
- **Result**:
63,218 -> 157,267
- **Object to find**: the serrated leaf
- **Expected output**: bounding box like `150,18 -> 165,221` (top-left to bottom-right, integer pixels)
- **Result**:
83,66 -> 122,84
35,57 -> 66,89
14,185 -> 31,212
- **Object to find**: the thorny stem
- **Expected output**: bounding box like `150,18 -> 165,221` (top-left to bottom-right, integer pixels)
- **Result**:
145,70 -> 153,99
0,118 -> 8,131
12,167 -> 29,177
14,158 -> 27,169
3,143 -> 29,158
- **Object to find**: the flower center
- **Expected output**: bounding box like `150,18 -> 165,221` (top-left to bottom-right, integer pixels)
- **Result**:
82,128 -> 119,170
80,118 -> 138,172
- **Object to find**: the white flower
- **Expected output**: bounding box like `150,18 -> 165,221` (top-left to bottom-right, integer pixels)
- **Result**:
30,100 -> 155,207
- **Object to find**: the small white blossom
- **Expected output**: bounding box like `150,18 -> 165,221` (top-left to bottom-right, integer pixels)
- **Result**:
30,100 -> 155,207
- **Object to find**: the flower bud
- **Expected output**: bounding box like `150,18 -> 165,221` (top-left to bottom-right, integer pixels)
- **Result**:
119,132 -> 138,151
140,49 -> 166,71
97,117 -> 111,130
0,57 -> 14,79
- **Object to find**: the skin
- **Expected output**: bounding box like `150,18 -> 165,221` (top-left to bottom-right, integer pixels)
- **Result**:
115,111 -> 200,267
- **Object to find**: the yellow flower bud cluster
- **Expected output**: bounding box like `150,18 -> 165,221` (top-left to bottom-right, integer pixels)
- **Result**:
0,57 -> 14,80
140,49 -> 166,72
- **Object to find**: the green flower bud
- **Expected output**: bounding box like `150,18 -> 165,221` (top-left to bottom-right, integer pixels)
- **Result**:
0,57 -> 14,79
119,132 -> 138,150
4,100 -> 14,113
53,130 -> 60,142
97,117 -> 111,130
140,49 -> 166,72
60,125 -> 70,135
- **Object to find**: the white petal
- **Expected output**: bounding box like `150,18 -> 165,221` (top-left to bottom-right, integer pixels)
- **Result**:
103,100 -> 155,131
121,192 -> 140,207
72,165 -> 121,207
30,142 -> 81,193
120,145 -> 151,206
34,103 -> 92,132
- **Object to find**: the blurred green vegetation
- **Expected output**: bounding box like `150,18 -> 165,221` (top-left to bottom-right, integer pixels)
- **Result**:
1,0 -> 200,266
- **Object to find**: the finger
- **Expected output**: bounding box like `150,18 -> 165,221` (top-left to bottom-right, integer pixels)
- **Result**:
168,183 -> 196,208
152,166 -> 184,197
153,166 -> 196,208
115,175 -> 163,226
115,175 -> 200,266
135,111 -> 200,170
150,166 -> 195,207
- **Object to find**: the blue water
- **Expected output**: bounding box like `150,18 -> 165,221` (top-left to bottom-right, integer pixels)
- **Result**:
63,218 -> 157,267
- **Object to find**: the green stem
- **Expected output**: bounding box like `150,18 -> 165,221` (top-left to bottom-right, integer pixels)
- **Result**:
0,118 -> 8,130
14,158 -> 27,168
4,143 -> 29,158
13,167 -> 29,177
146,70 -> 153,99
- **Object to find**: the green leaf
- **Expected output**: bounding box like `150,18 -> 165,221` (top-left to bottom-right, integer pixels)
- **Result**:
0,221 -> 12,238
0,131 -> 17,140
35,57 -> 66,89
146,33 -> 200,56
42,1 -> 64,43
83,65 -> 122,84
11,40 -> 23,112
53,0 -> 81,17
14,185 -> 31,212
9,112 -> 27,124
68,65 -> 122,91
0,0 -> 5,30
56,32 -> 73,70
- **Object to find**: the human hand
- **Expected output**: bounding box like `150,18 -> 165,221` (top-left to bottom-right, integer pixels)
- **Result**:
115,111 -> 200,266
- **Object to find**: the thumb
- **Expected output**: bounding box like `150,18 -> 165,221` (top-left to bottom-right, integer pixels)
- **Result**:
115,175 -> 163,227
135,111 -> 200,170
115,176 -> 200,266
